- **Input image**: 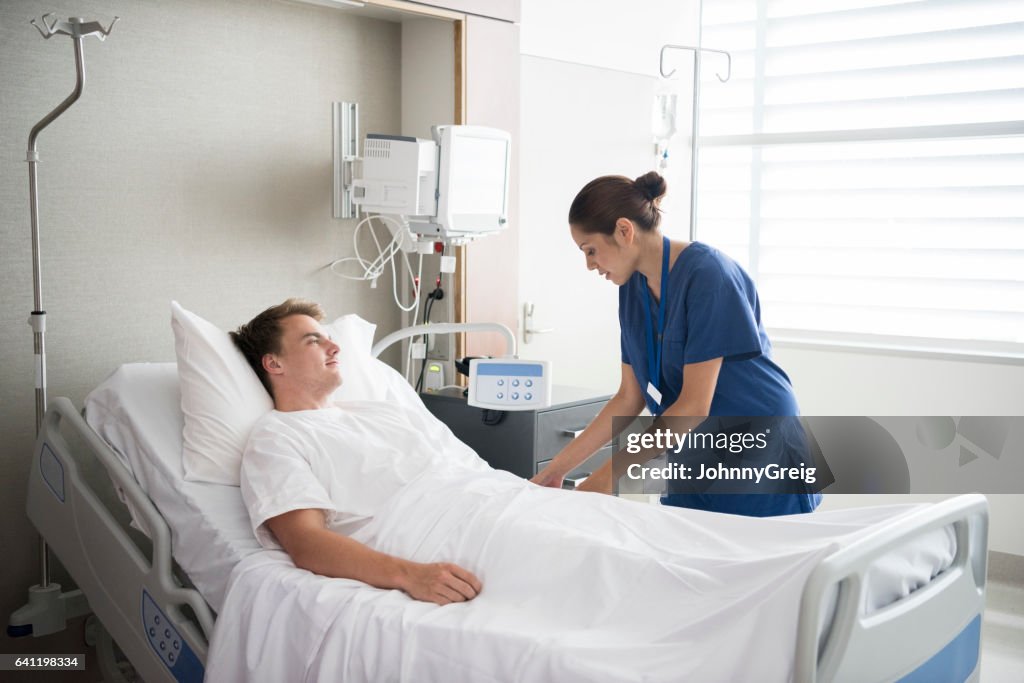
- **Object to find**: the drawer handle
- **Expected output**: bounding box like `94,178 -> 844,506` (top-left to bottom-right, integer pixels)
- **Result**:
562,428 -> 585,439
563,473 -> 590,489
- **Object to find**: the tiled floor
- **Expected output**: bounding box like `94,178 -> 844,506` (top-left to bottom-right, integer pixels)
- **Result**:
981,579 -> 1024,682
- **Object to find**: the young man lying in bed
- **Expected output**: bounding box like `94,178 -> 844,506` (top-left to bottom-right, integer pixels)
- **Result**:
231,298 -> 485,606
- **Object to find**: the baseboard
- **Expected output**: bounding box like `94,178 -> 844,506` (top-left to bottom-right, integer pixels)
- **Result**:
988,550 -> 1024,585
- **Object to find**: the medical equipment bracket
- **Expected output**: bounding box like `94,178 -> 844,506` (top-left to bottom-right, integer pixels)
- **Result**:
659,29 -> 731,241
372,322 -> 516,359
21,10 -> 118,608
332,100 -> 359,219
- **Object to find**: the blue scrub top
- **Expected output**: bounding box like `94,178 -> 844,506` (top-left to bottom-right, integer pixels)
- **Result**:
619,241 -> 821,516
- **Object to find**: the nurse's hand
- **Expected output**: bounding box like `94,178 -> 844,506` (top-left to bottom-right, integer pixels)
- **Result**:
575,462 -> 613,495
530,467 -> 565,489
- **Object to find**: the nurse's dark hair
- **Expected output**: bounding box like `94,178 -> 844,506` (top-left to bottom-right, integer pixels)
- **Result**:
568,171 -> 667,235
230,298 -> 325,396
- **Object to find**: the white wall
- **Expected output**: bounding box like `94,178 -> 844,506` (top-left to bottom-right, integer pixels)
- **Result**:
778,345 -> 1024,555
520,0 -> 697,77
774,346 -> 1024,417
517,56 -> 653,393
517,0 -> 1024,556
517,0 -> 700,393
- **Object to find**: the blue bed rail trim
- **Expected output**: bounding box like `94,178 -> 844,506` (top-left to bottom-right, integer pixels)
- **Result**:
896,614 -> 981,683
40,443 -> 66,502
141,590 -> 204,683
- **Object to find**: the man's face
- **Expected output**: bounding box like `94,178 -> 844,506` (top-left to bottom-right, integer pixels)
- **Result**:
267,314 -> 342,398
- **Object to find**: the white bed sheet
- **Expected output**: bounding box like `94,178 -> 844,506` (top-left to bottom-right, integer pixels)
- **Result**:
206,471 -> 952,683
83,363 -> 956,681
85,363 -> 261,612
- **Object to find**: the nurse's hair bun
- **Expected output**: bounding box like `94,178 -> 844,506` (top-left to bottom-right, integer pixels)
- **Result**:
569,171 -> 668,235
634,171 -> 667,204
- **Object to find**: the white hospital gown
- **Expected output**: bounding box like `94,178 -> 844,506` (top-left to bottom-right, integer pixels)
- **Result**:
240,401 -> 491,548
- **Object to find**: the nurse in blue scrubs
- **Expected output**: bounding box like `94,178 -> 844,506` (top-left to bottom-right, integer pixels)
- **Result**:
531,171 -> 821,517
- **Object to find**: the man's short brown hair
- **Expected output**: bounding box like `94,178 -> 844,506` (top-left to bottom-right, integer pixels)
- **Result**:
230,298 -> 325,396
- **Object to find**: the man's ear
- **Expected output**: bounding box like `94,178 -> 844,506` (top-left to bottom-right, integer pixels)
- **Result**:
262,354 -> 283,376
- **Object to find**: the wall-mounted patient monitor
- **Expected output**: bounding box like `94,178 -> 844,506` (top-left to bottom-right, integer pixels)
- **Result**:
351,125 -> 511,246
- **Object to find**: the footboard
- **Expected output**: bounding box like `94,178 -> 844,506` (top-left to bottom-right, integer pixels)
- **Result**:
26,397 -> 214,683
795,494 -> 989,683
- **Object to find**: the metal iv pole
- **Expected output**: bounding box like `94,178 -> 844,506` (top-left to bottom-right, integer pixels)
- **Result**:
659,0 -> 732,241
658,40 -> 732,242
24,10 -> 117,604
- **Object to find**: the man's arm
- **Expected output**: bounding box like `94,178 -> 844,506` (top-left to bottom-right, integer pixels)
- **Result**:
266,508 -> 482,605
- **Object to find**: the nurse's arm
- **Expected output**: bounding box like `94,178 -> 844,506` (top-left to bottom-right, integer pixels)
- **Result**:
577,357 -> 723,494
266,508 -> 482,605
530,363 -> 645,487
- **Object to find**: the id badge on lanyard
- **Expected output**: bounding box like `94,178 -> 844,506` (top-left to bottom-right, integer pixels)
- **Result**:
641,236 -> 670,411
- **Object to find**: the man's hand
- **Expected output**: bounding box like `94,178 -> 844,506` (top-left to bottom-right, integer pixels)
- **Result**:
267,509 -> 482,605
399,561 -> 483,605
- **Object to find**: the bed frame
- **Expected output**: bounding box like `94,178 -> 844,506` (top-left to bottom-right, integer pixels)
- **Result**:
20,397 -> 989,683
795,494 -> 988,682
23,398 -> 212,683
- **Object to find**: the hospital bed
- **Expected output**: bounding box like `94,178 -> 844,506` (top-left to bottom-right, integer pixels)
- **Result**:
24,361 -> 989,682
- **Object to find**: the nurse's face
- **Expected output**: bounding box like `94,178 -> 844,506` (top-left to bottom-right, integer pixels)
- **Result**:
571,222 -> 636,286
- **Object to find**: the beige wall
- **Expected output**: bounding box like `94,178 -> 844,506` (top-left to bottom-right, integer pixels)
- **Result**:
1,0 -> 402,665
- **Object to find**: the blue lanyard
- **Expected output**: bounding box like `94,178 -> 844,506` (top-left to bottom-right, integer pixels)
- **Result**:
640,236 -> 670,395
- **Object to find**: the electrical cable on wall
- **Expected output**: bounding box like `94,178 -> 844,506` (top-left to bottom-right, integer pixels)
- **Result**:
415,280 -> 444,392
329,213 -> 423,313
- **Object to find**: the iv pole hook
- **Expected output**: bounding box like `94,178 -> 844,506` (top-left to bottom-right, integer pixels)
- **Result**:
659,44 -> 732,82
30,13 -> 119,41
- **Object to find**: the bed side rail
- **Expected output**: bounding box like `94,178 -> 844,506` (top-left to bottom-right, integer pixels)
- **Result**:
26,397 -> 214,683
794,494 -> 989,683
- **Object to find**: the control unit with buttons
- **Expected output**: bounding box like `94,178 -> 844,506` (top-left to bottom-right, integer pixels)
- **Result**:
467,358 -> 551,410
141,590 -> 204,683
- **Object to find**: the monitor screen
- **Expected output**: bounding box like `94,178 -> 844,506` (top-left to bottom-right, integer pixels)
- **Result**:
436,126 -> 511,235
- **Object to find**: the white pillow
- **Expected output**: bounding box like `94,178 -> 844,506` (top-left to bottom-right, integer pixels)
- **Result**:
327,314 -> 435,417
172,302 -> 427,485
173,301 -> 273,485
326,314 -> 389,403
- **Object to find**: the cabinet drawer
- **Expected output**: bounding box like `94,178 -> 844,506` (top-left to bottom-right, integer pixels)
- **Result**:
568,445 -> 612,481
534,402 -> 605,463
535,445 -> 613,485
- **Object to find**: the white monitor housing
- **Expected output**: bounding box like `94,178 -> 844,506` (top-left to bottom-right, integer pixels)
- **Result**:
352,125 -> 511,245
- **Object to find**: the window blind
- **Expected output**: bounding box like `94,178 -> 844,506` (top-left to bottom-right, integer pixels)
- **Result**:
696,0 -> 1024,357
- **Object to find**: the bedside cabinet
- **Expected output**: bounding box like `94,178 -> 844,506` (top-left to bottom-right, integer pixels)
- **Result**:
420,386 -> 613,484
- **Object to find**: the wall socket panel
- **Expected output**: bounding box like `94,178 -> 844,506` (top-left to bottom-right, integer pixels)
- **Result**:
428,333 -> 450,361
